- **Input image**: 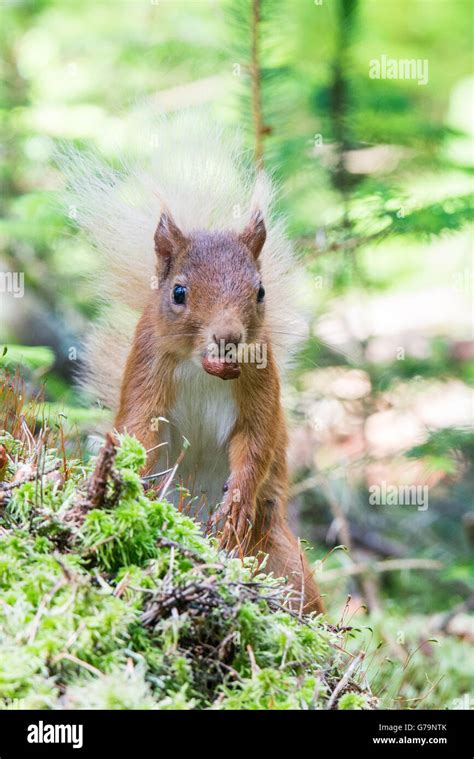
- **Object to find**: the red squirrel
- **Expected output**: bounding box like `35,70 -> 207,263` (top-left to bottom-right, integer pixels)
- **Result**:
63,113 -> 323,614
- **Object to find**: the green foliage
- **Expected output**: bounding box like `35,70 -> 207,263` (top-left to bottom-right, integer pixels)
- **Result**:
338,692 -> 371,710
356,612 -> 474,710
25,402 -> 111,433
407,428 -> 474,470
0,345 -> 55,372
218,670 -> 323,710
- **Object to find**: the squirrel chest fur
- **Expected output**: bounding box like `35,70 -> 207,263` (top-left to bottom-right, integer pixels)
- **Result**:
166,360 -> 237,516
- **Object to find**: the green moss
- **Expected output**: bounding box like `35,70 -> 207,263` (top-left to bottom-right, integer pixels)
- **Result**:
338,692 -> 371,710
0,433 -> 373,710
218,670 -> 325,710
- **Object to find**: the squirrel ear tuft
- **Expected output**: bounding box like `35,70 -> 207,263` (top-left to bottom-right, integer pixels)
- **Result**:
154,213 -> 186,260
239,211 -> 266,260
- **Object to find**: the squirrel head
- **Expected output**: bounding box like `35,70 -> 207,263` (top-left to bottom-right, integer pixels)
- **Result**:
153,210 -> 267,379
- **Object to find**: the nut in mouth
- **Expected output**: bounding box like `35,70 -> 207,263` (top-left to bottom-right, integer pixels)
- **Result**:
202,354 -> 241,380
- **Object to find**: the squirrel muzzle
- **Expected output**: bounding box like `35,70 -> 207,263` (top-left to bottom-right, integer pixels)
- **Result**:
202,325 -> 244,380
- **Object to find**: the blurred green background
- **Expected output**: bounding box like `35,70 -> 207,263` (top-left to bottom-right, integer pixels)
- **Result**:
1,0 -> 473,708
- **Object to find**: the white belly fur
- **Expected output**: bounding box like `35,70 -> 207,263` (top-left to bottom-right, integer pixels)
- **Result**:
160,360 -> 237,522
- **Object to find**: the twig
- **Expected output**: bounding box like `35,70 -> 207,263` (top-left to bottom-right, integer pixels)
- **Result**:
156,537 -> 210,564
141,467 -> 174,483
63,621 -> 87,652
27,577 -> 67,644
0,462 -> 60,492
289,473 -> 323,499
247,644 -> 260,676
160,443 -> 187,500
86,432 -> 117,509
299,229 -> 390,257
113,571 -> 130,598
250,0 -> 265,167
298,538 -> 305,619
326,652 -> 365,709
52,652 -> 103,678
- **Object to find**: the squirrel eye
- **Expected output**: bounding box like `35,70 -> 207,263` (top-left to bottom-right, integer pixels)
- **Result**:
173,284 -> 187,305
257,285 -> 265,303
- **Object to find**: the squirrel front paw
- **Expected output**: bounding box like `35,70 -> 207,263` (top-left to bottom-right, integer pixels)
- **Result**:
215,485 -> 255,553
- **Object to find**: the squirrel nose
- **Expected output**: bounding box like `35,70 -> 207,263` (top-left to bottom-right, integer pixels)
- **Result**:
213,331 -> 242,347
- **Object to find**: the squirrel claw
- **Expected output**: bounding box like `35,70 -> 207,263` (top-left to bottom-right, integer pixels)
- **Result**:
219,508 -> 253,554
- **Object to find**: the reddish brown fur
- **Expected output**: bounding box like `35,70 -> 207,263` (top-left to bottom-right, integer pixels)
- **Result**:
115,213 -> 324,614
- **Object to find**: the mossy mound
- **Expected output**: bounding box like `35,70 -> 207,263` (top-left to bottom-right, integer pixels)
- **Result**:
0,432 -> 376,710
